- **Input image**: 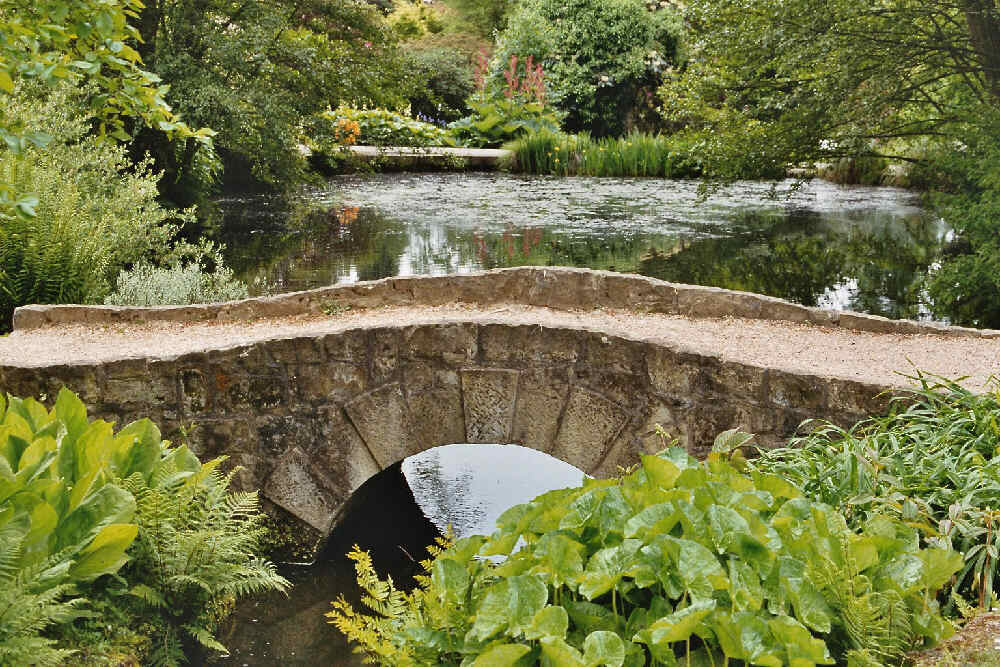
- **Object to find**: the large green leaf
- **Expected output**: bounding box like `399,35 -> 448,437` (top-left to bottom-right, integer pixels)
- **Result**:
432,557 -> 469,605
540,636 -> 585,667
578,540 -> 642,600
473,643 -> 532,666
525,605 -> 569,640
112,419 -> 162,480
532,533 -> 585,589
470,575 -> 549,641
633,599 -> 715,646
642,455 -> 681,490
68,522 -> 138,580
54,483 -> 135,552
768,615 -> 833,666
582,631 -> 625,667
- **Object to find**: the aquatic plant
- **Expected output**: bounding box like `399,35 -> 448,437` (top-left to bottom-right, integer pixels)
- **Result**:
329,435 -> 960,665
505,130 -> 703,178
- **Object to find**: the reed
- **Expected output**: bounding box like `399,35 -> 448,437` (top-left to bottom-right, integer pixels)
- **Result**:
503,130 -> 703,178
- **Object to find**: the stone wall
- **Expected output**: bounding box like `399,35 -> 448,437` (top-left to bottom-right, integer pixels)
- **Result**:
15,267 -> 1000,339
0,316 -> 891,539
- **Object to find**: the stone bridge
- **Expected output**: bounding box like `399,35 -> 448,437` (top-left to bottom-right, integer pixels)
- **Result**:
2,268 -> 998,544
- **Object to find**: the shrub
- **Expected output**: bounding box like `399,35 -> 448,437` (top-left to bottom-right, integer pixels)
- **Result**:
750,375 -> 1000,612
0,388 -> 288,664
492,0 -> 682,137
104,245 -> 249,306
0,84 -> 186,329
311,108 -> 455,149
405,47 -> 475,124
330,436 -> 959,665
448,54 -> 562,147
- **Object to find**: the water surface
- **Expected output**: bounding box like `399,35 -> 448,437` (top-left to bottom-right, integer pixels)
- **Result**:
218,173 -> 947,320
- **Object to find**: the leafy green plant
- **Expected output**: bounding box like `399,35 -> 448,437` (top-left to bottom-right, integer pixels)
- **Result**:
750,374 -> 1000,613
117,451 -> 290,666
311,108 -> 456,149
505,129 -> 702,177
104,244 -> 249,306
449,54 -> 562,147
0,83 -> 192,330
330,436 -> 960,665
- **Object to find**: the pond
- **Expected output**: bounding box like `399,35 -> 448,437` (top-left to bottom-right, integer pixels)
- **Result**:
211,445 -> 586,666
217,173 -> 948,321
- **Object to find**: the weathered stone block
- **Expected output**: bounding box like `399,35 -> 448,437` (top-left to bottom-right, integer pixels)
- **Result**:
646,345 -> 701,397
344,383 -> 418,467
310,405 -> 381,505
185,418 -> 257,459
402,323 -> 477,363
768,369 -> 826,411
371,329 -> 400,384
290,362 -> 366,404
180,368 -> 210,414
824,377 -> 893,417
551,386 -> 628,474
404,363 -> 465,448
461,368 -> 519,443
480,324 -> 580,365
264,447 -> 338,532
600,273 -> 676,312
694,358 -> 767,403
266,336 -> 326,365
511,367 -> 570,452
321,329 -> 370,363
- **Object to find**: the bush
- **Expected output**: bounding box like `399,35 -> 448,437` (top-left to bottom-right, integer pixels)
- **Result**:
0,84 -> 186,329
309,108 -> 455,149
492,0 -> 682,137
330,436 -> 959,665
505,130 -> 703,177
750,375 -> 1000,612
104,245 -> 249,306
0,388 -> 288,665
405,47 -> 475,124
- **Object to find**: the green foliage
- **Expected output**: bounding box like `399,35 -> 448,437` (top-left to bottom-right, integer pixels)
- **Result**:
0,84 -> 190,330
104,244 -> 249,306
0,389 -> 145,664
505,130 -> 702,177
331,442 -> 959,665
493,0 -> 681,136
405,47 -> 475,124
751,375 -> 1000,613
449,98 -> 561,147
656,0 -> 1000,180
313,108 -> 456,149
132,0 -> 410,201
118,453 -> 290,666
0,388 -> 287,664
0,0 -> 211,218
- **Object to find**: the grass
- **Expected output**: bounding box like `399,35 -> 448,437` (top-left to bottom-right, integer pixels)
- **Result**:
502,130 -> 704,178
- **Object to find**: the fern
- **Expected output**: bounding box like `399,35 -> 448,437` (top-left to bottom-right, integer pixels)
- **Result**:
118,457 -> 289,666
0,525 -> 85,666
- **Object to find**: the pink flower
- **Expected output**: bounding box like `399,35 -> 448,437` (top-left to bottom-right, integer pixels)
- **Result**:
363,41 -> 372,48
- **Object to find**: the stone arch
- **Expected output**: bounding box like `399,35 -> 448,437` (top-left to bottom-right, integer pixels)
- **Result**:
1,268 -> 930,541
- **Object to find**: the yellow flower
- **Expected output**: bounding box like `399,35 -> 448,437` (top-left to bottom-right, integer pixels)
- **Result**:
554,145 -> 560,151
554,158 -> 560,163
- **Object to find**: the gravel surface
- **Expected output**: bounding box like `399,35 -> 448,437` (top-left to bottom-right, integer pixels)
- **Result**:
2,303 -> 998,390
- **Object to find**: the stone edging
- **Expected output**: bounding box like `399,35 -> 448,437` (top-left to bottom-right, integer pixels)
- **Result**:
13,267 -> 999,339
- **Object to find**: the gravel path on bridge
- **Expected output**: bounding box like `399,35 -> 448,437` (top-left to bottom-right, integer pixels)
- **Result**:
2,303 -> 998,390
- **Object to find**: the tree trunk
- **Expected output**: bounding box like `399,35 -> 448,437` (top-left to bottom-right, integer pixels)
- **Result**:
963,0 -> 1000,102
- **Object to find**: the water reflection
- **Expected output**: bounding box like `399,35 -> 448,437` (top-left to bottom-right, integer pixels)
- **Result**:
216,173 -> 948,320
211,445 -> 586,666
402,444 -> 587,538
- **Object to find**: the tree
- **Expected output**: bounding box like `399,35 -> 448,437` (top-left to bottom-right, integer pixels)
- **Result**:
660,0 -> 1000,178
0,0 -> 211,217
129,0 -> 411,205
493,0 -> 682,136
662,0 -> 1000,326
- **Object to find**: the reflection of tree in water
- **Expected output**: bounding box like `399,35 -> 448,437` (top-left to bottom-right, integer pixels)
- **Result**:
402,448 -> 478,537
213,197 -> 408,293
638,210 -> 943,319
